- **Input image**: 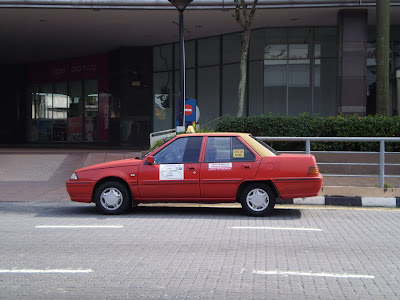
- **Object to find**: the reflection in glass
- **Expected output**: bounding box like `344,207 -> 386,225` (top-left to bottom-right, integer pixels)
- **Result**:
39,83 -> 53,119
288,63 -> 311,115
264,63 -> 287,115
68,81 -> 83,141
153,45 -> 173,72
264,44 -> 287,60
198,37 -> 220,67
222,64 -> 240,116
53,82 -> 68,119
84,79 -> 98,141
289,44 -> 308,59
198,66 -> 220,128
153,72 -> 173,132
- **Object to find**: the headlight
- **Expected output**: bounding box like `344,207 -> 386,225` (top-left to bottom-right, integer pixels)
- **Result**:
70,172 -> 78,180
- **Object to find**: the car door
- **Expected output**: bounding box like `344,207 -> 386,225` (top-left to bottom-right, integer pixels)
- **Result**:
200,136 -> 260,200
137,136 -> 203,200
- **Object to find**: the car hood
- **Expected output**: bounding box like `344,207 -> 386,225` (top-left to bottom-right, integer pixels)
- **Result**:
76,158 -> 142,172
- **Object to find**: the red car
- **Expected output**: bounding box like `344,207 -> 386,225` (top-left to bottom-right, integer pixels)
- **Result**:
66,133 -> 323,216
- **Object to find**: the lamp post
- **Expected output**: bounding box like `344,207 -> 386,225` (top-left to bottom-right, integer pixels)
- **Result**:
168,0 -> 193,131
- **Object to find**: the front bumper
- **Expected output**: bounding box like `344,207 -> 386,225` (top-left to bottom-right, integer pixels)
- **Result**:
66,180 -> 95,203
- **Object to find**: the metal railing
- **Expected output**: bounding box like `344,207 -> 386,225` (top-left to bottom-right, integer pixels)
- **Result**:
149,128 -> 176,148
256,136 -> 400,188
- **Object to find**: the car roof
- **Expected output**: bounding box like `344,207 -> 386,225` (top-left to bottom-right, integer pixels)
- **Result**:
180,132 -> 276,157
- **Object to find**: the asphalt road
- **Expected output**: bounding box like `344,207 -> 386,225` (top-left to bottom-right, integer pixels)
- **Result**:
1,202 -> 400,299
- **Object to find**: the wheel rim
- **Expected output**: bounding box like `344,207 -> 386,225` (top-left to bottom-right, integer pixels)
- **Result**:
246,188 -> 269,212
100,187 -> 123,211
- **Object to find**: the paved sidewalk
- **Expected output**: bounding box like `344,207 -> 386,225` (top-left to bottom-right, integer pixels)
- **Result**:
0,148 -> 399,206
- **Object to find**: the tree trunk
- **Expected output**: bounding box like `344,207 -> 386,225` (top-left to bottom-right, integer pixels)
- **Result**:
237,27 -> 250,117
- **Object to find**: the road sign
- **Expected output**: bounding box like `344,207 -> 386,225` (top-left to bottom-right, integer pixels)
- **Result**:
185,99 -> 197,122
185,104 -> 193,116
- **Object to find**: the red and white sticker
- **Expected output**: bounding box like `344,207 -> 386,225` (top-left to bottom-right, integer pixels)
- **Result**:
208,163 -> 232,171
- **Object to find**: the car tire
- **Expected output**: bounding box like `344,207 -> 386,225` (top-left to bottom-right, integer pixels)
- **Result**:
94,181 -> 131,215
240,183 -> 275,217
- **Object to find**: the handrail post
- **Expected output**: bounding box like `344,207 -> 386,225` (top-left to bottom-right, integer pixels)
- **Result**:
380,140 -> 385,188
306,139 -> 311,154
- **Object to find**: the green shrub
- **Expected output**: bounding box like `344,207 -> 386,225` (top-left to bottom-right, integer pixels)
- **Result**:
216,113 -> 400,151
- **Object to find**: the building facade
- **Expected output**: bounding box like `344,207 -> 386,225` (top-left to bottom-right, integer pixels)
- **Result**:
0,1 -> 399,147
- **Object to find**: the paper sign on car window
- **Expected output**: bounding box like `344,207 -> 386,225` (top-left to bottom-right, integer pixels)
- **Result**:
233,149 -> 244,158
160,164 -> 184,180
208,163 -> 232,171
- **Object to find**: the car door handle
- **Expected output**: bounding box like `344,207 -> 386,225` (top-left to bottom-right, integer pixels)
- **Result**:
187,166 -> 196,170
242,164 -> 251,169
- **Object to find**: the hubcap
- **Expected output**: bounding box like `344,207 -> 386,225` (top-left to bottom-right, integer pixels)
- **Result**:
246,188 -> 269,212
100,188 -> 123,210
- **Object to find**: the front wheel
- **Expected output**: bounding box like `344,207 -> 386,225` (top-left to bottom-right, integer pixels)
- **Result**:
240,183 -> 275,217
94,181 -> 131,215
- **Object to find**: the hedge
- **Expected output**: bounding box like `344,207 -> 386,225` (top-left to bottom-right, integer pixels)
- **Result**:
215,113 -> 400,152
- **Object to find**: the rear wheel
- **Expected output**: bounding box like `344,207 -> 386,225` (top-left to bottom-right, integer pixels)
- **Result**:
94,181 -> 131,215
240,183 -> 275,217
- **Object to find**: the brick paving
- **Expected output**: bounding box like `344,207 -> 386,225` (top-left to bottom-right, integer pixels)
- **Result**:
0,201 -> 399,299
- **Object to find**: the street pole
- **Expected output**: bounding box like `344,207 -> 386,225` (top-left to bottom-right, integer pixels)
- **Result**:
376,0 -> 391,116
179,10 -> 186,129
168,0 -> 192,131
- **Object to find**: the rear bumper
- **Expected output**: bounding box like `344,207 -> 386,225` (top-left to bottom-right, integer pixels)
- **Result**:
273,176 -> 323,199
66,180 -> 95,203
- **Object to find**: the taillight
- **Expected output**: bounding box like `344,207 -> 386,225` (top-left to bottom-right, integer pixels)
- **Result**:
308,165 -> 320,176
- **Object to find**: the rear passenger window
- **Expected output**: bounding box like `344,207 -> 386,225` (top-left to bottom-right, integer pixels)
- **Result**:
232,137 -> 255,162
204,137 -> 255,162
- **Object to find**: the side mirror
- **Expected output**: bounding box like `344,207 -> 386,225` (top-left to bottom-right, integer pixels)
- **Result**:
147,156 -> 155,164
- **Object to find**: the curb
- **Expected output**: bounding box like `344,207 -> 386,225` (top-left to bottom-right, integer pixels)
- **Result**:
280,196 -> 400,208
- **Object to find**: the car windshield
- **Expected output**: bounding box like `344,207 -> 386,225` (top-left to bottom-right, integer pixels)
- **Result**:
250,135 -> 280,155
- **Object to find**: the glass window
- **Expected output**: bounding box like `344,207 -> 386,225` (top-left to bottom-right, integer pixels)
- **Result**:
153,45 -> 173,72
68,81 -> 83,142
265,44 -> 287,60
232,137 -> 255,161
53,82 -> 68,119
205,137 -> 230,162
198,37 -> 220,67
29,84 -> 40,142
314,58 -> 337,116
154,136 -> 202,164
314,27 -> 337,58
182,136 -> 203,163
53,82 -> 68,141
175,40 -> 195,69
68,81 -> 83,117
289,44 -> 309,59
198,66 -> 220,128
265,28 -> 288,60
264,63 -> 287,115
84,79 -> 98,142
153,72 -> 173,132
223,33 -> 242,64
288,62 -> 312,115
39,83 -> 53,119
249,61 -> 264,116
31,84 -> 40,120
205,137 -> 255,162
38,83 -> 53,141
250,29 -> 265,61
222,63 -> 240,116
174,68 -> 196,102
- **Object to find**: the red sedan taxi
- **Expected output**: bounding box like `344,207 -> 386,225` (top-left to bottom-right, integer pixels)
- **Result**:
66,133 -> 323,216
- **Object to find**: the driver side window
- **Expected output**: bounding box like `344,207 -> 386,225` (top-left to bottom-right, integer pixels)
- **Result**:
153,136 -> 202,164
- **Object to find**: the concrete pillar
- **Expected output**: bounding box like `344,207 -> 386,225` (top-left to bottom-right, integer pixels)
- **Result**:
337,10 -> 368,116
376,0 -> 391,116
